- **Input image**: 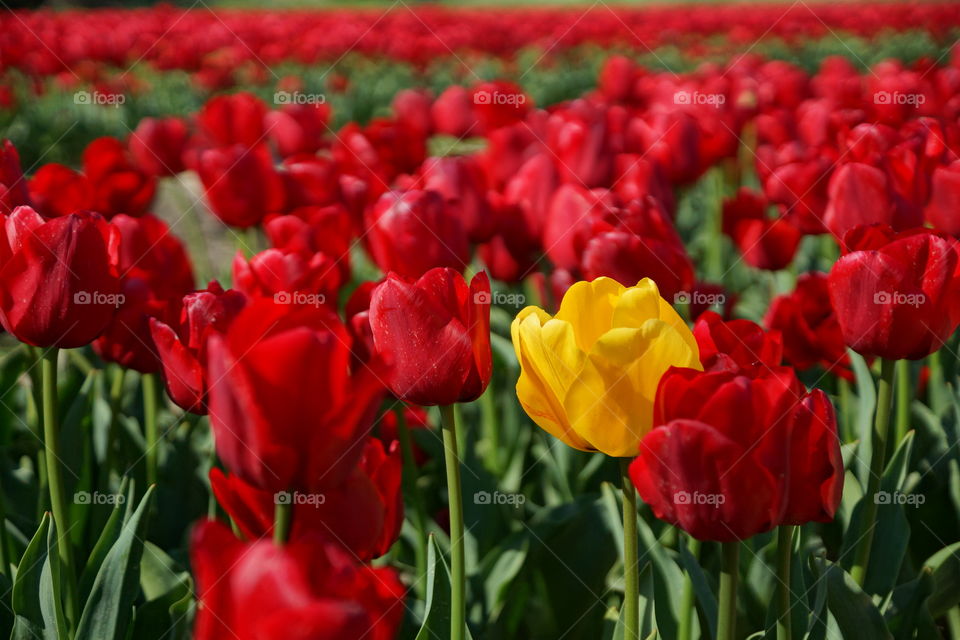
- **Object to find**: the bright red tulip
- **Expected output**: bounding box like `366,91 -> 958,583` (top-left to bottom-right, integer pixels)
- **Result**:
824,162 -> 922,239
197,144 -> 285,228
0,140 -> 30,215
368,268 -> 492,406
925,161 -> 960,236
418,156 -> 494,242
0,207 -> 120,348
196,92 -> 268,148
265,102 -> 330,158
722,188 -> 801,271
28,164 -> 93,218
693,311 -> 783,375
129,117 -> 190,176
82,137 -> 156,218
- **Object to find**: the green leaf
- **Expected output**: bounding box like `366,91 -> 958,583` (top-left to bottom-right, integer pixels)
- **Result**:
415,535 -> 473,640
75,486 -> 155,640
923,541 -> 960,617
823,561 -> 892,640
887,569 -> 935,640
39,520 -> 67,640
10,513 -> 54,640
851,353 -> 877,486
482,536 -> 527,618
78,477 -> 129,604
677,539 -> 716,640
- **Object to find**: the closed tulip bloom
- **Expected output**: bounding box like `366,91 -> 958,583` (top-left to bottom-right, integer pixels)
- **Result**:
206,298 -> 385,493
828,227 -> 960,360
630,365 -> 842,541
196,92 -> 268,148
150,281 -> 246,414
419,156 -> 495,243
365,190 -> 470,279
511,277 -> 701,457
28,164 -> 93,218
129,117 -> 189,176
198,144 -> 286,228
693,311 -> 783,375
823,162 -> 922,239
82,137 -> 156,218
0,140 -> 30,215
210,437 -> 402,560
265,102 -> 330,158
722,188 -> 801,271
0,207 -> 120,348
191,520 -> 405,640
369,268 -> 492,406
925,161 -> 960,236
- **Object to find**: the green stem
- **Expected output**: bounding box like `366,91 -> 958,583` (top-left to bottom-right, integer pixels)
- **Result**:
947,606 -> 960,640
273,500 -> 292,545
25,352 -> 49,518
479,386 -> 500,474
894,359 -> 910,445
718,541 -> 740,640
619,459 -> 639,640
142,373 -> 160,487
103,365 -> 126,485
395,406 -> 428,597
677,535 -> 701,640
929,349 -> 947,414
838,377 -> 853,443
776,526 -> 794,640
440,404 -> 465,640
41,349 -> 79,625
851,358 -> 896,587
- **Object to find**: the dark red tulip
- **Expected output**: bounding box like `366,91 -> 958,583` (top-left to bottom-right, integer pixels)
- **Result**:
925,161 -> 960,236
129,117 -> 190,176
197,144 -> 285,228
265,102 -> 330,158
693,311 -> 783,375
612,154 -> 675,216
210,437 -> 402,560
0,140 -> 30,215
828,227 -> 960,360
82,137 -> 156,218
630,365 -> 842,542
824,162 -> 922,239
264,205 -> 353,284
149,281 -> 246,414
0,207 -> 120,348
547,99 -> 615,188
376,406 -> 431,465
598,55 -> 638,103
762,152 -> 830,235
206,298 -> 385,493
365,190 -> 470,279
504,153 -> 559,243
191,520 -> 405,640
478,194 -> 540,283
722,188 -> 801,271
28,164 -> 93,218
281,155 -> 341,209
418,156 -> 494,242
232,246 -> 341,306
542,185 -> 616,272
369,268 -> 492,406
765,272 -> 852,379
196,92 -> 268,148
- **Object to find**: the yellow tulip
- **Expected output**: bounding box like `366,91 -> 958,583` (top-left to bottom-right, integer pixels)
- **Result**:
511,277 -> 702,457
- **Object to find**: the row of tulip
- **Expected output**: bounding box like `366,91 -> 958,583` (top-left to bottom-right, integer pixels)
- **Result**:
0,34 -> 959,640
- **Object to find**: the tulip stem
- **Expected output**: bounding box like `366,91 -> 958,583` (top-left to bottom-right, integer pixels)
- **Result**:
142,373 -> 160,487
395,406 -> 428,597
776,525 -> 794,640
25,349 -> 49,517
894,359 -> 910,445
439,404 -> 466,640
851,358 -> 896,587
103,365 -> 126,484
677,535 -> 701,640
619,458 -> 639,640
40,348 -> 79,626
718,541 -> 739,640
928,350 -> 946,414
273,501 -> 292,545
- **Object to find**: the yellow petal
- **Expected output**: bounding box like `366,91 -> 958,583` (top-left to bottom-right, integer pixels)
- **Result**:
554,277 -> 625,352
611,278 -> 662,329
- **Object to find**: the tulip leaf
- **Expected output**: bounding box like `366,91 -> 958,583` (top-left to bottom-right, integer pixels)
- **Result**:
822,561 -> 893,640
78,477 -> 129,604
10,513 -> 62,640
482,535 -> 527,617
130,542 -> 193,640
75,486 -> 155,640
850,352 -> 877,487
923,541 -> 960,617
416,535 -> 474,640
677,538 -> 717,640
886,569 -> 935,640
39,519 -> 67,640
635,513 -> 685,640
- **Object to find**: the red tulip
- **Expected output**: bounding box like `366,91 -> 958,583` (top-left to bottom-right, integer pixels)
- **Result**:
392,88 -> 434,140
210,437 -> 402,560
824,162 -> 922,239
693,311 -> 783,375
0,140 -> 30,215
281,155 -> 341,209
418,156 -> 494,242
369,268 -> 492,406
149,281 -> 246,414
197,144 -> 285,228
598,56 -> 638,103
925,161 -> 960,236
722,188 -> 801,271
28,164 -> 93,218
232,246 -> 341,306
196,92 -> 268,148
470,80 -> 530,133
504,153 -> 559,242
765,272 -> 852,379
0,207 -> 120,348
191,520 -> 405,640
431,85 -> 478,138
630,365 -> 842,542
364,190 -> 470,279
265,102 -> 330,158
206,298 -> 385,493
547,99 -> 615,188
129,117 -> 189,176
264,205 -> 353,284
82,137 -> 156,218
828,227 -> 960,360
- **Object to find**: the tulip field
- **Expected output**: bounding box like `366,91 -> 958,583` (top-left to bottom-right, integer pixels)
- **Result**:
4,2 -> 960,639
